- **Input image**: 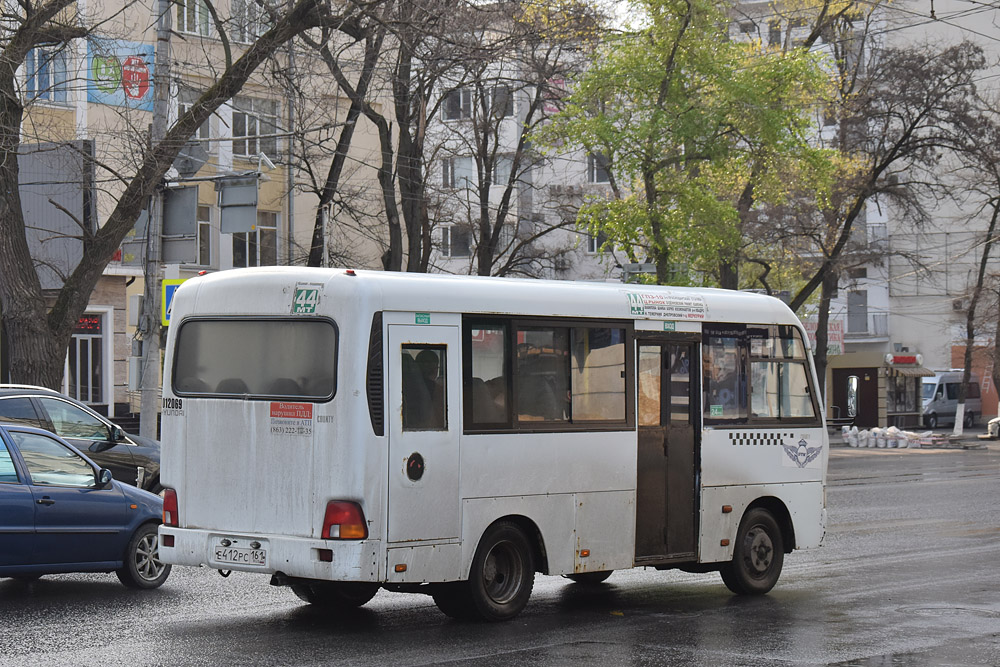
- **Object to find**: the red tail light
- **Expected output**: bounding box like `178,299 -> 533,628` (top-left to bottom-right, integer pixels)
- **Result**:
163,488 -> 179,527
322,501 -> 367,539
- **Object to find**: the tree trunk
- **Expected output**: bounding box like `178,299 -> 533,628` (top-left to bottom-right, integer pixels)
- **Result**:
953,203 -> 998,435
813,269 -> 839,408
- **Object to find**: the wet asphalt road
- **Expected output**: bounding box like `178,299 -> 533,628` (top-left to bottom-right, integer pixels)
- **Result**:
2,442 -> 998,667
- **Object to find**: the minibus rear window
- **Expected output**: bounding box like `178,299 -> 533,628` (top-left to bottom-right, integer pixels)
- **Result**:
172,318 -> 337,400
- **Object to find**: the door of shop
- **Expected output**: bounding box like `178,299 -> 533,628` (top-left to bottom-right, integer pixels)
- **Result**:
832,367 -> 878,428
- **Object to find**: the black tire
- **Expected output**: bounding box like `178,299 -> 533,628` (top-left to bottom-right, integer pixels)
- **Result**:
466,521 -> 534,621
290,581 -> 379,609
720,508 -> 784,596
434,522 -> 534,621
431,582 -> 474,619
116,523 -> 171,589
964,412 -> 974,428
927,413 -> 938,429
564,570 -> 613,584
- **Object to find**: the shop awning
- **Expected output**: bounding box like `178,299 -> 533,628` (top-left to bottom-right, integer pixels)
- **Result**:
891,366 -> 935,377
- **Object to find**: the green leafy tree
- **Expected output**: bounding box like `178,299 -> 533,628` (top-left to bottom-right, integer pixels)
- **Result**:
538,0 -> 832,286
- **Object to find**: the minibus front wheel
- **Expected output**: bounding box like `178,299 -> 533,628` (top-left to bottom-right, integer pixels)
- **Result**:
720,508 -> 784,595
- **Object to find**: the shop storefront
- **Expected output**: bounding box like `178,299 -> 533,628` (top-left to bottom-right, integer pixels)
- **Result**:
884,354 -> 934,428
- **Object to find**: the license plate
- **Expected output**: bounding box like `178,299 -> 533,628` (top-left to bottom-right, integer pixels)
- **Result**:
214,544 -> 267,567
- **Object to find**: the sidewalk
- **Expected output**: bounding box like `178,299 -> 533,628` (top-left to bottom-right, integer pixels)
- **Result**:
829,422 -> 992,451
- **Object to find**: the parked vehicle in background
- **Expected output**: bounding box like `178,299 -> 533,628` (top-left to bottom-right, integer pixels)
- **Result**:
0,385 -> 160,492
0,424 -> 170,588
922,371 -> 982,429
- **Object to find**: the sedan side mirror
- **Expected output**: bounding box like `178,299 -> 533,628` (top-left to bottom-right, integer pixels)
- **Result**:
97,468 -> 113,488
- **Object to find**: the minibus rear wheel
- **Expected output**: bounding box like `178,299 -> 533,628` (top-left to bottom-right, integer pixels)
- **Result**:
720,508 -> 783,595
467,521 -> 535,621
291,581 -> 379,608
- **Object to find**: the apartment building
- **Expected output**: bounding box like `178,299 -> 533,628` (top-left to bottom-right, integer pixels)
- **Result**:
10,0 -> 381,415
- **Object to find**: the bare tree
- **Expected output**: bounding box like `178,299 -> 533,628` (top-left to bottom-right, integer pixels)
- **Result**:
782,41 -> 986,382
428,1 -> 600,277
0,0 -> 371,387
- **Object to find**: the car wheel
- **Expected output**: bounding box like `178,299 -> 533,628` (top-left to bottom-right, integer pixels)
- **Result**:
116,523 -> 171,589
564,571 -> 613,584
720,508 -> 784,596
926,413 -> 938,429
290,581 -> 379,608
964,412 -> 974,428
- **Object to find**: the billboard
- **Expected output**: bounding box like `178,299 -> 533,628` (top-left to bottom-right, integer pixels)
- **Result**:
87,39 -> 154,111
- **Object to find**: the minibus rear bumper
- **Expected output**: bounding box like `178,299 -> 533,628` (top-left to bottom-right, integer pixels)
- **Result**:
158,526 -> 381,582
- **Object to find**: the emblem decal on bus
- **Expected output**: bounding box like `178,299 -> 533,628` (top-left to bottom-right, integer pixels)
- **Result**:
783,439 -> 823,468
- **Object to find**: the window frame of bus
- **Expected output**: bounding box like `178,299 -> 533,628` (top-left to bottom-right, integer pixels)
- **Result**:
462,315 -> 634,434
170,316 -> 339,401
702,323 -> 820,427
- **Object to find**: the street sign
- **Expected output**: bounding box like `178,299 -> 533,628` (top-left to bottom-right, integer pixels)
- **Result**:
162,279 -> 187,326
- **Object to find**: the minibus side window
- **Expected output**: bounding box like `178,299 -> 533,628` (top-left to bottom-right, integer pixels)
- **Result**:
570,327 -> 626,421
747,328 -> 816,421
401,345 -> 447,430
703,333 -> 747,422
516,327 -> 570,422
467,324 -> 509,426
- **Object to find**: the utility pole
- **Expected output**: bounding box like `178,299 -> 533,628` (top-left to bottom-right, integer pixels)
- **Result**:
139,0 -> 171,439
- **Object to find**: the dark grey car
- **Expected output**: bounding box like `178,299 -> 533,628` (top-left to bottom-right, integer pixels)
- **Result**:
0,385 -> 160,492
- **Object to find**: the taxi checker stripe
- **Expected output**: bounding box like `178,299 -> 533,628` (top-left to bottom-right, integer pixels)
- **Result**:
729,432 -> 794,446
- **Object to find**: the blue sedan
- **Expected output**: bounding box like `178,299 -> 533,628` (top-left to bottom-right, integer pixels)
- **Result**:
0,424 -> 170,589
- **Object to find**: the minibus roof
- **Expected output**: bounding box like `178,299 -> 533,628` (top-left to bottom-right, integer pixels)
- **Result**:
173,267 -> 804,331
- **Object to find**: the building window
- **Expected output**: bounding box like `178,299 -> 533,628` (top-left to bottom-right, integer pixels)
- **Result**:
443,156 -> 474,188
230,0 -> 271,42
232,96 -> 278,158
847,290 -> 868,333
179,88 -> 211,142
443,88 -> 472,120
587,230 -> 608,254
26,48 -> 68,104
441,225 -> 471,258
587,152 -> 610,184
768,20 -> 782,46
489,85 -> 514,118
198,205 -> 212,266
176,0 -> 211,35
492,155 -> 513,185
233,211 -> 277,267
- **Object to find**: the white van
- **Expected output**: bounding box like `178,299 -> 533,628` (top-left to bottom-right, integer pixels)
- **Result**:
922,370 -> 982,428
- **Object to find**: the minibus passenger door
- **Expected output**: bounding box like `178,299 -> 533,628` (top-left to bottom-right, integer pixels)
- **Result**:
386,324 -> 461,543
634,339 -> 698,563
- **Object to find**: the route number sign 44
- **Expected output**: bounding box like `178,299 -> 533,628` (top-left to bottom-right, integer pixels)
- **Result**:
293,286 -> 320,314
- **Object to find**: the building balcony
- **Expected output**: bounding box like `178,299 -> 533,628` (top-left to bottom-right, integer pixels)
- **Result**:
845,310 -> 889,341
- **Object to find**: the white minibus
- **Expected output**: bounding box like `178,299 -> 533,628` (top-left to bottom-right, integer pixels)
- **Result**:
159,268 -> 827,621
